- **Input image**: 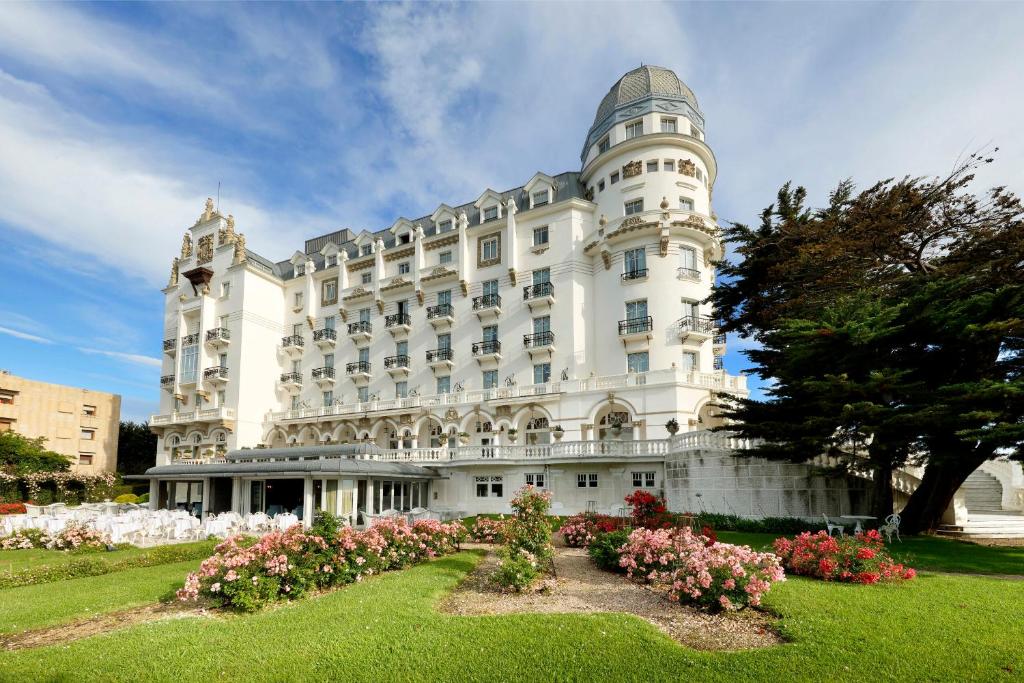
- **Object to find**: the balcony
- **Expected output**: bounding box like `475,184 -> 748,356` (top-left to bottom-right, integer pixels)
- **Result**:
523,331 -> 555,357
472,294 -> 502,321
426,303 -> 455,329
203,366 -> 229,385
677,267 -> 701,282
279,371 -> 303,392
677,316 -> 715,342
196,407 -> 235,423
621,268 -> 649,283
346,361 -> 372,385
160,375 -> 175,392
384,354 -> 411,379
472,339 -> 502,365
163,339 -> 176,356
281,335 -> 305,357
348,320 -> 372,344
523,282 -> 555,310
181,332 -> 199,347
205,327 -> 230,348
385,313 -> 412,339
312,366 -> 336,387
713,333 -> 727,348
618,316 -> 653,343
313,328 -> 337,350
426,347 -> 454,371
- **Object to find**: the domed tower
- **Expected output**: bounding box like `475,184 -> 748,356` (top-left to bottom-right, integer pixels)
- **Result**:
580,66 -> 723,389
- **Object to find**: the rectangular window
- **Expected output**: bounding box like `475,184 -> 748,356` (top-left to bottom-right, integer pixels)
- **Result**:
632,471 -> 656,488
437,376 -> 451,394
324,353 -> 335,368
322,279 -> 338,305
437,333 -> 451,350
293,323 -> 303,336
396,340 -> 408,356
682,299 -> 700,319
291,395 -> 300,410
625,198 -> 644,215
483,370 -> 498,389
358,347 -> 369,364
325,254 -> 336,268
661,117 -> 677,133
533,268 -> 550,286
610,171 -> 620,185
180,345 -> 198,384
626,299 -> 648,320
598,179 -> 605,192
294,292 -> 304,308
218,352 -> 227,368
532,190 -> 549,207
325,315 -> 336,330
482,279 -> 499,297
438,219 -> 452,233
627,351 -> 650,373
295,263 -> 305,276
291,359 -> 301,373
360,244 -> 372,256
525,473 -> 546,488
682,351 -> 698,371
646,160 -> 658,173
357,386 -> 369,402
663,159 -> 675,172
0,419 -> 13,432
475,475 -> 504,498
82,405 -> 97,416
217,389 -> 226,406
577,473 -> 599,488
399,232 -> 411,244
396,381 -> 408,398
80,429 -> 95,440
533,316 -> 551,334
221,281 -> 231,298
680,248 -> 697,273
322,391 -> 333,407
0,391 -> 14,405
437,289 -> 452,306
480,235 -> 500,263
78,453 -> 93,465
598,136 -> 610,153
533,226 -> 549,246
398,262 -> 410,275
690,124 -> 702,139
624,248 -> 646,274
359,308 -> 371,323
625,119 -> 643,139
679,197 -> 694,211
533,363 -> 551,385
695,167 -> 704,182
482,325 -> 498,342
361,272 -> 372,284
483,206 -> 499,222
439,250 -> 452,265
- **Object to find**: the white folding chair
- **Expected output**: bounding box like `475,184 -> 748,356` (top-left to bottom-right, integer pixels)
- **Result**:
823,514 -> 845,537
879,513 -> 902,542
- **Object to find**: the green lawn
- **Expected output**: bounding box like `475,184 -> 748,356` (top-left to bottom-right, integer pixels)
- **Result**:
0,546 -> 154,573
716,531 -> 1024,575
0,560 -> 197,635
0,547 -> 1022,681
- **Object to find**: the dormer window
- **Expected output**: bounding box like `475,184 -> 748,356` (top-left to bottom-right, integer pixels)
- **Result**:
625,119 -> 643,139
398,262 -> 410,275
399,232 -> 411,244
598,136 -> 610,154
295,263 -> 305,276
483,206 -> 499,222
360,244 -> 372,257
438,219 -> 452,233
325,254 -> 336,268
531,190 -> 549,207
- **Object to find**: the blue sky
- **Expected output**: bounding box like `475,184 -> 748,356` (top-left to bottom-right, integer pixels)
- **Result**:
1,2 -> 1022,422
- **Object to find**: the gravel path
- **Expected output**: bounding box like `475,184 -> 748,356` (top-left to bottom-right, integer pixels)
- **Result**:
441,545 -> 783,651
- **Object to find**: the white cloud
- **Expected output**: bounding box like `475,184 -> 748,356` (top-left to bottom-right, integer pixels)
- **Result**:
77,347 -> 162,368
0,325 -> 53,345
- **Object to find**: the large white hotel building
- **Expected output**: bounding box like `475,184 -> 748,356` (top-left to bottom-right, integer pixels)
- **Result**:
142,66 -> 880,525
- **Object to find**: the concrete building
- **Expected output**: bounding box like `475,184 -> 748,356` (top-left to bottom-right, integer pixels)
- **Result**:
0,370 -> 121,473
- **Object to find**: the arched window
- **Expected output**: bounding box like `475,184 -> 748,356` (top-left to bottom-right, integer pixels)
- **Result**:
598,409 -> 632,440
475,421 -> 492,433
429,423 -> 444,448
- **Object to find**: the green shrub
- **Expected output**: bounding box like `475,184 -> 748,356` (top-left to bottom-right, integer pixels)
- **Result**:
492,546 -> 540,592
692,512 -> 826,535
138,493 -> 150,504
587,530 -> 630,572
114,493 -> 140,504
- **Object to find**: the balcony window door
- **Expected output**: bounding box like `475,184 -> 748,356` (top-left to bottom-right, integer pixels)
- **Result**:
437,376 -> 451,394
680,247 -> 697,271
292,323 -> 303,336
396,381 -> 408,398
482,325 -> 498,343
624,248 -> 646,275
357,387 -> 369,402
533,363 -> 551,385
396,341 -> 408,357
683,300 -> 700,319
682,352 -> 698,372
322,391 -> 333,407
437,290 -> 452,306
291,395 -> 300,410
533,268 -> 550,286
438,333 -> 451,350
217,389 -> 226,406
291,359 -> 301,374
397,300 -> 408,317
218,352 -> 227,368
325,315 -> 336,330
180,345 -> 198,384
533,316 -> 550,335
482,279 -> 499,297
626,299 -> 648,321
627,352 -> 650,373
358,348 -> 369,365
324,353 -> 335,369
359,308 -> 370,324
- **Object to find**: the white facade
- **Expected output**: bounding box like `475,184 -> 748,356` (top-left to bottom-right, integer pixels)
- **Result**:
145,66 -> 766,522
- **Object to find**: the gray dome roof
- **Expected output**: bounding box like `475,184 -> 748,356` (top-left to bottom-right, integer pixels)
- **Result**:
592,65 -> 700,127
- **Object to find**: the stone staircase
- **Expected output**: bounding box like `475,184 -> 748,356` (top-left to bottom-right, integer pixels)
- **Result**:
937,469 -> 1024,540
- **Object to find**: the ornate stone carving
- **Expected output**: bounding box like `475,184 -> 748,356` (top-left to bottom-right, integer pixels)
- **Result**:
679,159 -> 696,177
445,408 -> 459,422
622,160 -> 642,179
583,186 -> 594,202
232,233 -> 246,265
197,234 -> 214,265
416,289 -> 424,306
219,214 -> 237,245
508,268 -> 516,286
601,249 -> 611,270
460,280 -> 469,297
180,233 -> 192,259
399,413 -> 413,425
620,216 -> 644,229
168,257 -> 179,287
496,405 -> 512,417
202,197 -> 215,222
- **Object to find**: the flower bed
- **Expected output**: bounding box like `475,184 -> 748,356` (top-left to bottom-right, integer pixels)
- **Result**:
558,513 -> 622,548
177,515 -> 466,612
616,526 -> 784,611
1,522 -> 112,551
468,516 -> 509,544
773,530 -> 916,584
0,503 -> 27,515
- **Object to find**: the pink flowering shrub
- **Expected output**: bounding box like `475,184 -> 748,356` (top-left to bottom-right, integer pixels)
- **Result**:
773,530 -> 916,584
177,515 -> 465,612
468,516 -> 509,544
558,513 -> 622,548
1,522 -> 111,551
617,526 -> 784,611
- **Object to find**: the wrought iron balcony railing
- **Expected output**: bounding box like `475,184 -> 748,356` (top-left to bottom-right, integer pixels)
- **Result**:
205,327 -> 230,342
346,361 -> 371,374
678,316 -> 716,334
384,354 -> 410,369
472,294 -> 501,310
280,372 -> 302,384
677,267 -> 701,281
385,313 -> 411,327
426,303 -> 454,319
162,339 -> 175,352
160,374 -> 174,386
282,335 -> 304,348
348,321 -> 372,334
203,366 -> 228,380
312,367 -> 336,380
523,282 -> 554,300
472,340 -> 502,355
618,316 -> 653,335
181,333 -> 199,346
523,331 -> 555,347
426,348 -> 454,362
313,328 -> 337,342
621,268 -> 648,281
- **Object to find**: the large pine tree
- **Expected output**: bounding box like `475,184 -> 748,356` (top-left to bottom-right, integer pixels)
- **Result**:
713,155 -> 1024,532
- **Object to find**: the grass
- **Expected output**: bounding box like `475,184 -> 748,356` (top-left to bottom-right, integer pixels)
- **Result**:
2,545 -> 164,573
0,559 -> 197,635
716,531 -> 1024,575
0,551 -> 1022,682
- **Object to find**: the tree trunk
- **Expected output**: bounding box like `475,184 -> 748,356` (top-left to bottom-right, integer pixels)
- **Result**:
870,460 -> 895,522
899,445 -> 994,534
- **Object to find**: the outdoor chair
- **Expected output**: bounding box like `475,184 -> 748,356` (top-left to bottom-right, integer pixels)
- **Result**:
823,514 -> 845,537
879,513 -> 902,543
24,503 -> 44,517
380,509 -> 399,518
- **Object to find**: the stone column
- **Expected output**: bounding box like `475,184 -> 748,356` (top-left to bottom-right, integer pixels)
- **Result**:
302,477 -> 314,527
148,479 -> 159,511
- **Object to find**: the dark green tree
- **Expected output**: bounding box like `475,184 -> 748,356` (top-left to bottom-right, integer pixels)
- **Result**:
713,154 -> 1024,532
0,431 -> 71,474
116,421 -> 157,475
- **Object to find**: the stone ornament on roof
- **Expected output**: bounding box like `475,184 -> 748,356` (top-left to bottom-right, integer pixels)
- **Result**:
168,257 -> 179,287
180,233 -> 192,259
202,197 -> 215,222
233,233 -> 247,265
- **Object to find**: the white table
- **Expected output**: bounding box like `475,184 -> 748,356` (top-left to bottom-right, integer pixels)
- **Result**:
841,515 -> 876,533
275,513 -> 299,530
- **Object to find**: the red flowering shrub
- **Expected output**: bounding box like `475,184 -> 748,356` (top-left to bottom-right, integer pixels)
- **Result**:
624,490 -> 672,529
772,530 -> 916,584
0,503 -> 27,515
559,513 -> 623,548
